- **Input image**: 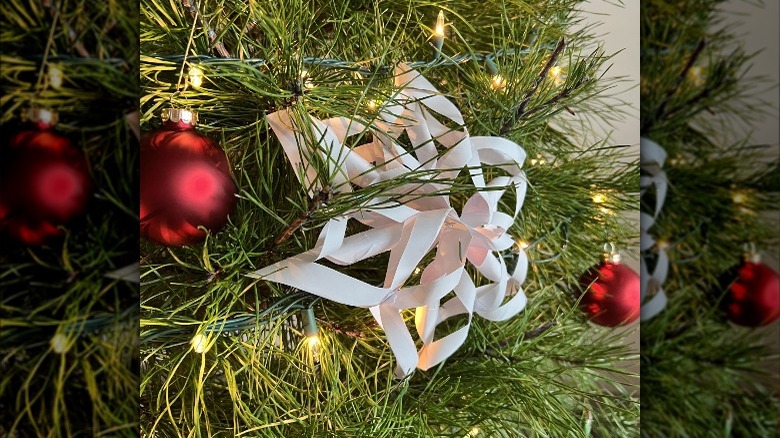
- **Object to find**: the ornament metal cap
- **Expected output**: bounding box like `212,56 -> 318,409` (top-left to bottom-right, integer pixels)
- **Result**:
601,242 -> 621,264
161,107 -> 198,127
23,107 -> 58,127
742,242 -> 761,263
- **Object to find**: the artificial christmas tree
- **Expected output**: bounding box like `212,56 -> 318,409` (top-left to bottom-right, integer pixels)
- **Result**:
0,0 -> 139,436
640,0 -> 780,435
140,0 -> 640,435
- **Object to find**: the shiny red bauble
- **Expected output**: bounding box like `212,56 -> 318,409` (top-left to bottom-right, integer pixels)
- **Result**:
577,258 -> 640,327
0,122 -> 92,245
723,260 -> 780,327
140,118 -> 236,246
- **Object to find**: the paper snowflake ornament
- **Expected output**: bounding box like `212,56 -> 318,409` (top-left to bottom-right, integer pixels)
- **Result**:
249,64 -> 529,377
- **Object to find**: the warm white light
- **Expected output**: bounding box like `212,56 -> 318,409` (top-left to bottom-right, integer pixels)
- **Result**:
529,154 -> 546,166
516,239 -> 530,250
592,192 -> 608,204
191,333 -> 209,354
467,426 -> 480,437
189,66 -> 203,87
367,100 -> 379,111
51,333 -> 70,354
490,74 -> 505,91
305,333 -> 321,361
301,68 -> 315,90
731,191 -> 748,205
668,154 -> 686,166
656,239 -> 670,250
434,10 -> 446,37
688,66 -> 705,86
548,66 -> 564,86
48,64 -> 63,89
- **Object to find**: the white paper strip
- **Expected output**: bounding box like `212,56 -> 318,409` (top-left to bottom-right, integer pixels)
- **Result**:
105,263 -> 140,284
640,137 -> 668,321
249,63 -> 529,377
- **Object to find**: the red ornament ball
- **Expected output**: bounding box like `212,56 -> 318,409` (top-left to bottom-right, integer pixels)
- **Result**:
724,260 -> 780,327
577,258 -> 640,327
1,124 -> 92,245
140,120 -> 236,246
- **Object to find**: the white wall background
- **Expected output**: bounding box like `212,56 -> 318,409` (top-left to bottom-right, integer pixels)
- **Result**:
572,0 -> 778,395
577,0 -> 641,386
718,0 -> 780,390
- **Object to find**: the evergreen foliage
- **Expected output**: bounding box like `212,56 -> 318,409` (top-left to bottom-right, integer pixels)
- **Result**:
0,0 -> 140,436
137,0 -> 641,436
640,0 -> 780,436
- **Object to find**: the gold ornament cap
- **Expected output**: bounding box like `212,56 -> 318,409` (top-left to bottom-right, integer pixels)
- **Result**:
161,107 -> 198,127
23,107 -> 58,128
600,242 -> 621,264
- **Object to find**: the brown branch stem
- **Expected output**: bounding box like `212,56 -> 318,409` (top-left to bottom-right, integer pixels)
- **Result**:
270,186 -> 333,250
641,39 -> 706,135
500,38 -> 566,135
182,0 -> 231,58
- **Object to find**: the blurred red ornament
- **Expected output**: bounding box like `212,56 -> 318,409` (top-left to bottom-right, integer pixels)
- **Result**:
723,255 -> 780,327
577,248 -> 640,327
140,109 -> 236,246
1,110 -> 92,245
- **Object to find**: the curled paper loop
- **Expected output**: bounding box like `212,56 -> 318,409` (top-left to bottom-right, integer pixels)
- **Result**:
249,63 -> 529,377
640,137 -> 668,321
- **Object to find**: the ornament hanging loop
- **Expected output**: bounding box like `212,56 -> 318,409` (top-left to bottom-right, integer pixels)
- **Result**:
601,242 -> 621,264
742,242 -> 760,263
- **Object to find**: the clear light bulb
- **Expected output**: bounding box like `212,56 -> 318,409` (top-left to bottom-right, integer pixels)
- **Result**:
548,66 -> 564,86
434,10 -> 446,37
731,191 -> 748,205
48,64 -> 63,89
592,193 -> 608,204
191,333 -> 209,353
51,333 -> 70,354
491,74 -> 505,91
301,69 -> 315,90
688,66 -> 705,87
189,66 -> 204,87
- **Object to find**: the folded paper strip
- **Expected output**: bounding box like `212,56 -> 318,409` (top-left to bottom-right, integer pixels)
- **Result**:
640,137 -> 669,320
249,64 -> 529,377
